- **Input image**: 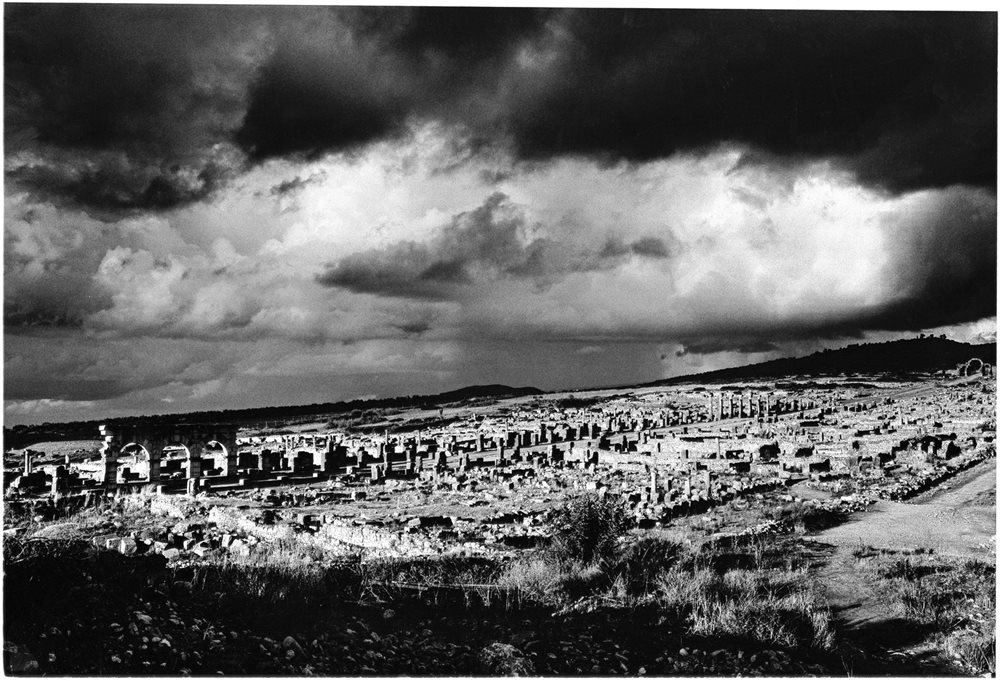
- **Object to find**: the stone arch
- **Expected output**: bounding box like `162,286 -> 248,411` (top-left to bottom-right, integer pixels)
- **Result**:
98,422 -> 238,487
120,442 -> 157,483
120,442 -> 150,457
198,438 -> 237,478
201,440 -> 228,475
962,358 -> 984,376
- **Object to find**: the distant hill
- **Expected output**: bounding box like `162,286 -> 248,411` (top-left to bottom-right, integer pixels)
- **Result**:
3,384 -> 543,451
651,337 -> 996,386
432,384 -> 544,403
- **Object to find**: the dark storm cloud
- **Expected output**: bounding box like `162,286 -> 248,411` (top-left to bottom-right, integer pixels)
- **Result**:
317,193 -> 535,299
500,10 -> 996,193
7,154 -> 232,214
317,193 -> 677,299
234,7 -> 553,162
859,187 -> 997,331
266,172 -> 329,198
6,7 -> 995,213
4,3 -> 260,213
238,8 -> 995,191
361,7 -> 552,62
235,41 -> 410,162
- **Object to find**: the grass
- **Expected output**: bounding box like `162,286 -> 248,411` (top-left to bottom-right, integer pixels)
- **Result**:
853,546 -> 996,675
9,489 -> 851,673
496,496 -> 836,655
655,562 -> 834,650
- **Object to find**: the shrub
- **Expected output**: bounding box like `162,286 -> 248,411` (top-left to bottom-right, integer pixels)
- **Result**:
548,494 -> 632,565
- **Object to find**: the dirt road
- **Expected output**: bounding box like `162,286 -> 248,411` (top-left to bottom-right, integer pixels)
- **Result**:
816,458 -> 995,556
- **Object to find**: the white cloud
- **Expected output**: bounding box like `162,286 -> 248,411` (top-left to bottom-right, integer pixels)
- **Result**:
5,122 -> 995,424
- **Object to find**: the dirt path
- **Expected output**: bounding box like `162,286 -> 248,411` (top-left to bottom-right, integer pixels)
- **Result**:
811,458 -> 996,674
818,458 -> 995,556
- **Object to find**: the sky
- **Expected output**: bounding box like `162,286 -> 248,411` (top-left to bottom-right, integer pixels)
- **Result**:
4,6 -> 997,425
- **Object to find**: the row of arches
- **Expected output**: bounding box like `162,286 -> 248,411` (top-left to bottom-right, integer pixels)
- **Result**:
99,424 -> 238,486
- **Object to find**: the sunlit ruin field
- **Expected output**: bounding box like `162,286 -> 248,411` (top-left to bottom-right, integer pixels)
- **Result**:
4,369 -> 995,677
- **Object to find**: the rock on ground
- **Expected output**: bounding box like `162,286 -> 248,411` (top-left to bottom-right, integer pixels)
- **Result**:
478,642 -> 535,676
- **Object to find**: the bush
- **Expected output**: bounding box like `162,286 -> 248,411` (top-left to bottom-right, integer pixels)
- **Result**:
549,494 -> 633,565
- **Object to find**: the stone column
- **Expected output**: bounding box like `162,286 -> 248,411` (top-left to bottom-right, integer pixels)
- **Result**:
222,447 -> 238,478
148,449 -> 161,483
185,446 -> 202,480
51,465 -> 67,498
102,451 -> 118,491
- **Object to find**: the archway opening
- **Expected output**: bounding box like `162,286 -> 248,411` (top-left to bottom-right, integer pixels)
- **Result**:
118,442 -> 152,482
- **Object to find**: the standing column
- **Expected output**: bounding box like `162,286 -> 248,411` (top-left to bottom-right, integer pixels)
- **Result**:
102,450 -> 118,491
221,446 -> 238,477
185,445 -> 202,481
147,448 -> 161,483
